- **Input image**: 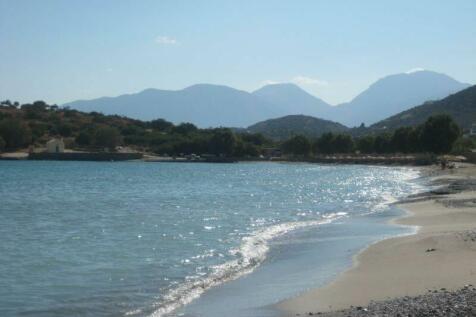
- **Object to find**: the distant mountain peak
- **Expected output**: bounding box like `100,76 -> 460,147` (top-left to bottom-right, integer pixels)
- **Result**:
333,70 -> 471,126
138,88 -> 162,94
256,82 -> 301,90
252,82 -> 332,119
253,82 -> 316,96
182,83 -> 233,90
405,67 -> 426,74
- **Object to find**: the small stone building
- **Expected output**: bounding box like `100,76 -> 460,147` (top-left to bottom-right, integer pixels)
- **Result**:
46,138 -> 65,153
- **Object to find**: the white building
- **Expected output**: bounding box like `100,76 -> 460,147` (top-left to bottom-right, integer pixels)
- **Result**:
46,138 -> 65,153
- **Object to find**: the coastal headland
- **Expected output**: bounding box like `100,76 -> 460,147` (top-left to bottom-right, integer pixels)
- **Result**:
278,163 -> 476,316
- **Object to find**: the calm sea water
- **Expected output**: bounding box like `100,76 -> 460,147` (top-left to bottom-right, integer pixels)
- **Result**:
0,161 -> 424,317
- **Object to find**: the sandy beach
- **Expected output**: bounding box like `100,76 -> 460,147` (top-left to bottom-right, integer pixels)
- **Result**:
278,163 -> 476,316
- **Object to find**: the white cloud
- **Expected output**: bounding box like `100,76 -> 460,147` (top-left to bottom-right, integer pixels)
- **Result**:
405,67 -> 425,74
260,79 -> 281,86
155,36 -> 178,45
292,75 -> 329,86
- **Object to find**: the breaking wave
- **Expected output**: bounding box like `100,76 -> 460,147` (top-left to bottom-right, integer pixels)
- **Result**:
146,213 -> 347,317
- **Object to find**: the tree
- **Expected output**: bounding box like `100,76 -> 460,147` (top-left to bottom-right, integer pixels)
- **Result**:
391,127 -> 414,153
407,126 -> 422,153
150,118 -> 173,131
21,101 -> 49,119
419,115 -> 460,154
233,139 -> 259,157
282,135 -> 311,156
0,136 -> 5,152
333,134 -> 354,153
58,123 -> 73,137
209,128 -> 236,156
451,137 -> 475,154
240,133 -> 268,146
94,126 -> 122,150
0,119 -> 32,149
373,133 -> 392,154
172,122 -> 198,135
313,132 -> 335,154
356,135 -> 375,153
0,100 -> 12,107
76,131 -> 94,146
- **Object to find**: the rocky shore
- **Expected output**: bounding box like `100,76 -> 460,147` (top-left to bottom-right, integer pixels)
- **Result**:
309,285 -> 476,317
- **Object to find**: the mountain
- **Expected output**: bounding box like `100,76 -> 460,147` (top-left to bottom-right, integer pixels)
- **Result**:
64,84 -> 285,128
252,83 -> 332,118
65,83 -> 333,128
333,70 -> 470,127
247,115 -> 348,140
369,85 -> 476,132
63,70 -> 470,128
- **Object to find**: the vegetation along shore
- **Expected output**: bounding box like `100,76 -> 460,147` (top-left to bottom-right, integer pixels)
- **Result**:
0,98 -> 473,164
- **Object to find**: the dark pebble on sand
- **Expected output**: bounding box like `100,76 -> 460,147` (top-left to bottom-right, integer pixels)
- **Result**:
308,286 -> 476,317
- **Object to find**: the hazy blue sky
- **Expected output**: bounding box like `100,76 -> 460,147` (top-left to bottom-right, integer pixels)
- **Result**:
1,0 -> 475,105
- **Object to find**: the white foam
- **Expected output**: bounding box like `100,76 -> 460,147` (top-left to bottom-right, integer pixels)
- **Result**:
145,213 -> 347,317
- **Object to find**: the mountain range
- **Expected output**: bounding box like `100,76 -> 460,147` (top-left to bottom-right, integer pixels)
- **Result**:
369,84 -> 476,132
250,84 -> 476,140
64,70 -> 470,128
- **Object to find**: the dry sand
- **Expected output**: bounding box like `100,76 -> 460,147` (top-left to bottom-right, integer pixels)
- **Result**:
278,163 -> 476,315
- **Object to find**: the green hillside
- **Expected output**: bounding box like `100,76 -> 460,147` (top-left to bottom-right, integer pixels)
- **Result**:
0,100 -> 270,157
247,115 -> 349,140
370,85 -> 476,132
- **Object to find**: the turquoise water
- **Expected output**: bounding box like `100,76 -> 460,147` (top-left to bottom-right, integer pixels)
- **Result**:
0,161 -> 423,317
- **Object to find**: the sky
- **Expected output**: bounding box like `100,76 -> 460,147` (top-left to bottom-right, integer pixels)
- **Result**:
1,0 -> 475,105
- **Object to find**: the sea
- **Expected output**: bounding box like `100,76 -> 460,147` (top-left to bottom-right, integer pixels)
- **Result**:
0,161 -> 426,317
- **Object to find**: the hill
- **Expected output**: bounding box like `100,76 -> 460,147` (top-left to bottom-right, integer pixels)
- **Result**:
369,85 -> 476,132
247,115 -> 348,140
252,83 -> 332,118
334,70 -> 470,127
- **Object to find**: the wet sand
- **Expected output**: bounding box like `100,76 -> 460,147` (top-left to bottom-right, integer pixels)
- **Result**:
278,163 -> 476,316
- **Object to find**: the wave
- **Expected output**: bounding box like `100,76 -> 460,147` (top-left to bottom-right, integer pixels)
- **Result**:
142,213 -> 347,317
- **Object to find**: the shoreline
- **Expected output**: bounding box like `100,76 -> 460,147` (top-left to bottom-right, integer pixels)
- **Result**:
1,150 -> 439,166
277,163 -> 476,316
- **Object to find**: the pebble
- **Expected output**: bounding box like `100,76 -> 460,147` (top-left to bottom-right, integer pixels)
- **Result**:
309,286 -> 476,317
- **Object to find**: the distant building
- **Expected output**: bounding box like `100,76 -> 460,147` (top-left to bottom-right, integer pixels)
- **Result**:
46,138 -> 65,153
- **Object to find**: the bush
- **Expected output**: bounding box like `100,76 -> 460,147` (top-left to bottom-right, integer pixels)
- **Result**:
209,129 -> 236,156
282,135 -> 311,156
333,134 -> 354,153
451,137 -> 475,155
76,131 -> 94,146
313,133 -> 354,154
356,135 -> 375,154
150,118 -> 174,131
313,132 -> 335,154
0,136 -> 5,152
0,119 -> 32,149
94,126 -> 122,150
420,115 -> 460,154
